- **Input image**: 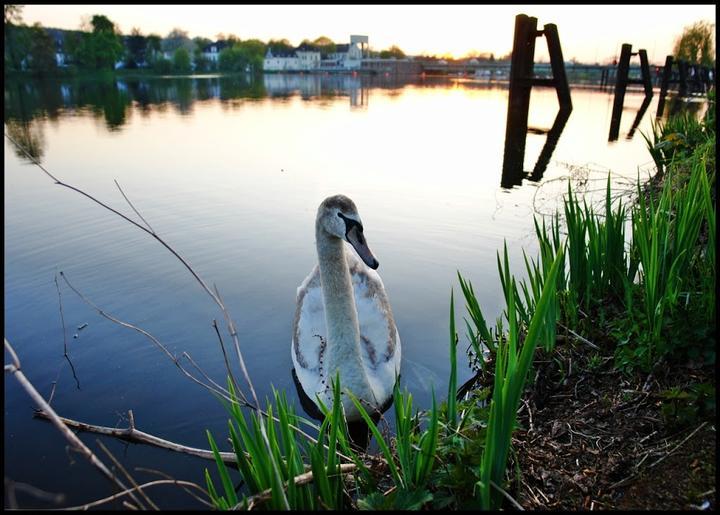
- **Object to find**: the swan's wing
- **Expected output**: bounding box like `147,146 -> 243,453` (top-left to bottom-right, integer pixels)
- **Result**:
347,251 -> 402,404
292,265 -> 328,404
292,252 -> 402,409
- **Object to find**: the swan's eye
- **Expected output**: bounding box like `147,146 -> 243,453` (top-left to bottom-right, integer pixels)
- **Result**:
337,212 -> 343,218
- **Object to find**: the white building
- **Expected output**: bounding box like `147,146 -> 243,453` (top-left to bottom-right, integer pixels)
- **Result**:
202,41 -> 230,63
264,37 -> 369,72
263,44 -> 321,71
323,42 -> 364,69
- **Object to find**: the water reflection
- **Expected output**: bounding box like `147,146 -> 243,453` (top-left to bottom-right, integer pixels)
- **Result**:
5,74 -> 437,159
5,119 -> 45,160
608,91 -> 653,142
501,106 -> 571,188
627,96 -> 653,139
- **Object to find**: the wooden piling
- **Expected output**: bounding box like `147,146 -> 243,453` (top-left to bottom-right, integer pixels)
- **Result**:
501,14 -> 573,187
656,55 -> 673,118
638,49 -> 653,98
544,23 -> 572,111
609,43 -> 631,141
502,14 -> 538,187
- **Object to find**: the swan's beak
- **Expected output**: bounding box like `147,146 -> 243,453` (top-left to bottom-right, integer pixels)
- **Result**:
346,225 -> 379,269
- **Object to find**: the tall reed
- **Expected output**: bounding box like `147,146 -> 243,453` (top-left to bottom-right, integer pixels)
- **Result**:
475,246 -> 564,509
630,157 -> 708,367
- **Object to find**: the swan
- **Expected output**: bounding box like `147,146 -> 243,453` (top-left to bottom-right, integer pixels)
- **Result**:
292,194 -> 401,422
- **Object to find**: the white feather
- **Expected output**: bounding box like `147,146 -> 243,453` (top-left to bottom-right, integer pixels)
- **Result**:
292,245 -> 401,421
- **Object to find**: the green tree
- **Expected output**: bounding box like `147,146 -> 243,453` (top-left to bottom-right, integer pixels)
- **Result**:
219,39 -> 265,73
267,38 -> 294,54
4,4 -> 23,25
124,27 -> 146,68
380,45 -> 405,59
172,47 -> 191,73
673,20 -> 715,66
145,33 -> 162,63
77,14 -> 123,70
152,56 -> 172,74
313,35 -> 336,56
192,36 -> 212,72
28,23 -> 57,74
218,45 -> 247,72
163,27 -> 192,53
4,4 -> 30,72
63,31 -> 83,65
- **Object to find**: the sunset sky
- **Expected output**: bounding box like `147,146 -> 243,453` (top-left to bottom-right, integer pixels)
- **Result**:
20,4 -> 716,65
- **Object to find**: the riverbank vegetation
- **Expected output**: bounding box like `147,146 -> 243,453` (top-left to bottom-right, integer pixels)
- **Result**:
199,93 -> 715,509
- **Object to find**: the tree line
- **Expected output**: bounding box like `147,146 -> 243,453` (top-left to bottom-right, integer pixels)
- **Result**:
4,6 -> 418,77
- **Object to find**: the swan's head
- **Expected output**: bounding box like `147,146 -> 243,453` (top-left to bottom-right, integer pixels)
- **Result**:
317,194 -> 379,270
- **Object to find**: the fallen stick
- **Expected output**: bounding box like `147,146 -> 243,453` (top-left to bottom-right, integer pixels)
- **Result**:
33,409 -> 238,464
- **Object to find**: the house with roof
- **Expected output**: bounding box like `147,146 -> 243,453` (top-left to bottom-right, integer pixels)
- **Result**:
202,41 -> 230,64
263,43 -> 321,71
322,42 -> 364,69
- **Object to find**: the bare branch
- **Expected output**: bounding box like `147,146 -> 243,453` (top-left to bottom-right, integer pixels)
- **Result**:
212,318 -> 241,399
51,272 -> 81,400
243,463 -> 357,509
213,283 -> 259,408
54,272 -> 69,356
4,478 -> 65,507
32,409 -> 238,464
62,479 -> 210,510
114,179 -> 156,234
181,352 -> 234,400
58,271 -> 233,403
4,338 -> 130,495
97,440 -> 158,510
5,129 -> 259,419
134,467 -> 214,508
490,480 -> 525,510
4,131 -> 230,325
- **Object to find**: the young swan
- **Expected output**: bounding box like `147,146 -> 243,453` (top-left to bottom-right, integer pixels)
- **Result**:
292,195 -> 401,421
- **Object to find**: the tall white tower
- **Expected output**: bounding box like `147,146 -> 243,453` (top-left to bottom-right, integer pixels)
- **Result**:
350,35 -> 369,59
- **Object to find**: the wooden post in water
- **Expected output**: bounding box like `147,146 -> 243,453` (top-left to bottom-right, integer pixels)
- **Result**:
502,13 -> 538,187
656,55 -> 673,117
501,14 -> 573,187
544,23 -> 572,111
608,44 -> 653,141
609,43 -> 631,141
638,49 -> 653,98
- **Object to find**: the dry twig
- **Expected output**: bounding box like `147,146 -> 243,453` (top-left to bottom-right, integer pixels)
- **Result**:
32,409 -> 238,464
4,338 -> 132,501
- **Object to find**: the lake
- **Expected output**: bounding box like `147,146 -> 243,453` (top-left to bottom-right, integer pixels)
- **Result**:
4,72 -> 670,508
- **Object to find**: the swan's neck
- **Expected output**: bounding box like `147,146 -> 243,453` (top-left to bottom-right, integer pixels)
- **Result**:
316,227 -> 375,400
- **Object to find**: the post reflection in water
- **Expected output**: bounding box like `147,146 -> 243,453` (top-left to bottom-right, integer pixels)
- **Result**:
609,94 -> 653,142
501,106 -> 571,189
626,95 -> 653,139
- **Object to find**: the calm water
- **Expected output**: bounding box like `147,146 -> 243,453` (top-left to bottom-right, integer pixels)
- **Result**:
5,73 -> 666,508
